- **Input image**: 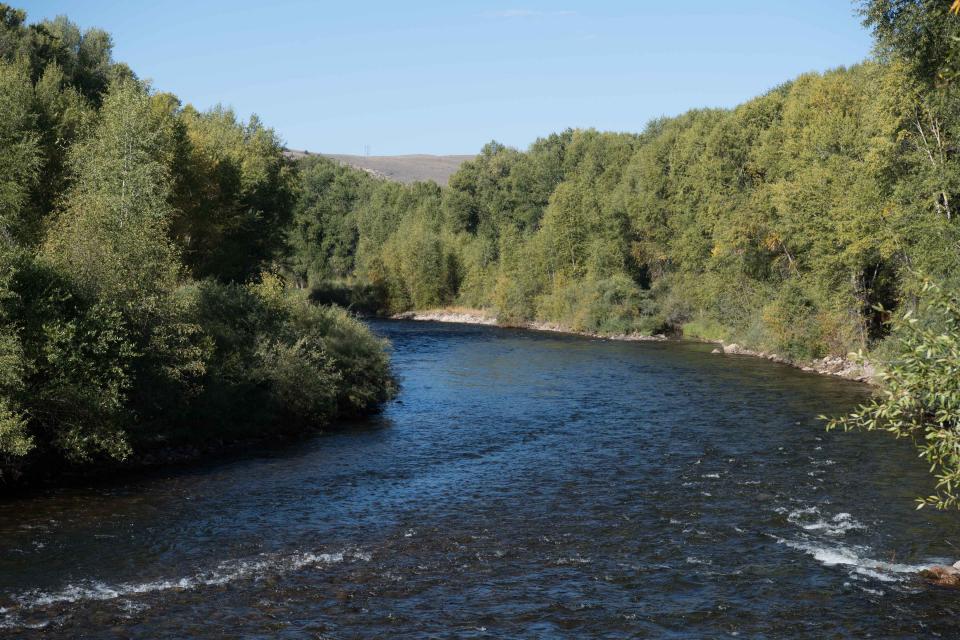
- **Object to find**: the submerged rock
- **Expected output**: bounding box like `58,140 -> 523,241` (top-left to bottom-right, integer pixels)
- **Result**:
920,564 -> 960,588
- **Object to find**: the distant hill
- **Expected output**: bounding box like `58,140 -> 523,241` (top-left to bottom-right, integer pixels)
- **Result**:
285,150 -> 474,186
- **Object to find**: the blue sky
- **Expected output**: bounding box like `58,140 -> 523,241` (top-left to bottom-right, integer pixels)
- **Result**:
19,1 -> 874,155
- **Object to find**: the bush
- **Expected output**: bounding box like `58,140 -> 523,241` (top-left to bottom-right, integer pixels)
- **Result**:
175,275 -> 395,443
682,317 -> 728,342
0,247 -> 138,470
757,278 -> 865,360
534,272 -> 659,334
827,280 -> 960,509
375,220 -> 457,312
266,279 -> 396,415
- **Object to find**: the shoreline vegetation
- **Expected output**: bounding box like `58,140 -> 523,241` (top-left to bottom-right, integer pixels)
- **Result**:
289,51 -> 958,401
0,6 -> 395,490
286,2 -> 960,512
389,308 -> 875,382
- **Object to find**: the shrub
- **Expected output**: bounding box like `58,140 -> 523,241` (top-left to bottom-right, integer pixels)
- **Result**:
280,293 -> 396,415
827,280 -> 960,509
534,272 -> 659,334
177,275 -> 395,441
0,247 -> 139,468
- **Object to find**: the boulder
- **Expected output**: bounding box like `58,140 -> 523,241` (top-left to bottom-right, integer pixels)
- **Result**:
920,564 -> 960,588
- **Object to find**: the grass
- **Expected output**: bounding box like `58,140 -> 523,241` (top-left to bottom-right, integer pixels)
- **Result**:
681,316 -> 728,342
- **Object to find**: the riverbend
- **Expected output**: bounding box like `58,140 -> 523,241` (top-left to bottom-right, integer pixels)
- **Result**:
1,320 -> 957,638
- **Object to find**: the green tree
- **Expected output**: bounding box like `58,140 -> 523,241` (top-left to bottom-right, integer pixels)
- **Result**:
173,106 -> 295,282
828,280 -> 960,509
44,77 -> 182,308
862,0 -> 960,86
0,59 -> 40,240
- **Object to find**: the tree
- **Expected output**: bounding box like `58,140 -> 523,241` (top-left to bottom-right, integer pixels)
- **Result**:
828,280 -> 960,509
172,105 -> 295,282
44,77 -> 182,309
862,0 -> 960,87
0,59 -> 40,241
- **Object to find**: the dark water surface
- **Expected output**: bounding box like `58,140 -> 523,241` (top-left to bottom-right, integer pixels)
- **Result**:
2,320 -> 960,638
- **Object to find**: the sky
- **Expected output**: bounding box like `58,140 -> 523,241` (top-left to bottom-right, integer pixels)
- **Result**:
18,1 -> 875,155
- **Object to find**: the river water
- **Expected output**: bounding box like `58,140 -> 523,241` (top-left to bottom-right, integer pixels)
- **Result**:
1,320 -> 959,638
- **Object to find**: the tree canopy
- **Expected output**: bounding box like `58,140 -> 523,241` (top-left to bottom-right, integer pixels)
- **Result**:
0,4 -> 394,485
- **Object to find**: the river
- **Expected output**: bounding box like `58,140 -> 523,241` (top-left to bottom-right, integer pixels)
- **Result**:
1,320 -> 959,638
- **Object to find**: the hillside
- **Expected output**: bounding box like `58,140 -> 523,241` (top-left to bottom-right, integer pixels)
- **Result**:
285,150 -> 473,185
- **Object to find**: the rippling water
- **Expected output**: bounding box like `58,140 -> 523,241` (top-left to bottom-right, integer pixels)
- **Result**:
1,320 -> 959,638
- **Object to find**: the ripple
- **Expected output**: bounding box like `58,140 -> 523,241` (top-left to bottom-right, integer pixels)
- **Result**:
776,537 -> 931,583
783,507 -> 865,537
0,547 -> 370,631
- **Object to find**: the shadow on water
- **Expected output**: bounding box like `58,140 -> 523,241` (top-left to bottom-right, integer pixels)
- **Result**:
1,319 -> 958,638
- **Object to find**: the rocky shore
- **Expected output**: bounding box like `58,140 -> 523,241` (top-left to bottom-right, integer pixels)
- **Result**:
391,309 -> 874,383
712,343 -> 876,383
391,309 -> 668,342
391,309 -> 500,326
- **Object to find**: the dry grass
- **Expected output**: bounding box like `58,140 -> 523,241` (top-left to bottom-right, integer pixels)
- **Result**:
285,150 -> 474,186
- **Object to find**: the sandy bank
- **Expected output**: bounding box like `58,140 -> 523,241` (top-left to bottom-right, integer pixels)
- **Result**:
391,309 -> 668,342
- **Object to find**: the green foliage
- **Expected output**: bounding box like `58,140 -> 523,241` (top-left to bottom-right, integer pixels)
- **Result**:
0,5 -> 130,104
827,280 -> 960,509
277,288 -> 396,414
377,216 -> 456,312
681,317 -> 728,343
44,77 -> 182,308
536,273 -> 658,335
0,55 -> 90,246
0,245 -> 137,465
173,106 -> 295,282
288,156 -> 369,284
0,58 -> 39,228
0,6 -> 395,484
180,275 -> 394,438
292,64 -> 958,353
861,0 -> 960,87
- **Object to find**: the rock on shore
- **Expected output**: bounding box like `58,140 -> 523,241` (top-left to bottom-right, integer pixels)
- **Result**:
391,309 -> 874,382
713,343 -> 875,383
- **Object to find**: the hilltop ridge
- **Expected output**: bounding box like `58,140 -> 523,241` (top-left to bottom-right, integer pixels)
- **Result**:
284,150 -> 473,185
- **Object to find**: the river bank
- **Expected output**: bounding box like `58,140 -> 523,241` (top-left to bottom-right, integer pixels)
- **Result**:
712,342 -> 876,383
392,308 -> 670,342
390,308 -> 876,383
0,414 -> 385,496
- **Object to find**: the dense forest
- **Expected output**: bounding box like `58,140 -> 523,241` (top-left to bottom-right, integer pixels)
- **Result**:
286,2 -> 960,507
0,5 -> 394,484
290,60 -> 957,361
